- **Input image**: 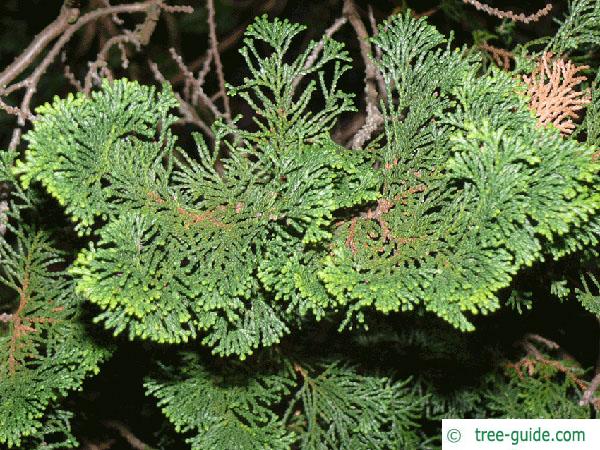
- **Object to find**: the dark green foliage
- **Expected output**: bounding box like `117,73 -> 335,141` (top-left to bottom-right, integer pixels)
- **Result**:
145,354 -> 295,450
145,355 -> 424,450
486,358 -> 591,419
0,155 -> 110,448
585,74 -> 600,146
418,352 -> 592,422
286,363 -> 424,449
14,410 -> 78,450
548,0 -> 600,55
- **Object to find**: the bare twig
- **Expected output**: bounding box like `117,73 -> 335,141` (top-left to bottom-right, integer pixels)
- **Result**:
1,2 -> 152,90
463,1 -> 553,24
196,50 -> 214,88
0,0 -> 192,148
0,97 -> 29,123
333,111 -> 366,146
96,0 -> 125,25
169,48 -> 223,120
8,129 -> 22,152
20,2 -> 155,119
169,27 -> 242,86
207,0 -> 232,123
84,32 -> 142,93
134,3 -> 161,45
580,372 -> 600,406
478,42 -> 513,70
61,52 -> 83,91
0,5 -> 73,88
103,421 -> 156,450
170,0 -> 280,86
343,0 -> 384,149
160,4 -> 194,14
524,333 -> 560,350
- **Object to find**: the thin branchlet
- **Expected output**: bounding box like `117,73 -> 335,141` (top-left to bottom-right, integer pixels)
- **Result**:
463,0 -> 553,24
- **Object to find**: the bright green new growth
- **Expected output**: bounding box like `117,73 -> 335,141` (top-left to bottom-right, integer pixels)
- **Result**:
17,82 -> 180,232
15,14 -> 600,359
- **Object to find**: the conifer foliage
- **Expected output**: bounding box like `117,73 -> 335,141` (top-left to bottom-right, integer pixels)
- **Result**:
0,153 -> 110,448
15,13 -> 600,355
2,0 -> 600,448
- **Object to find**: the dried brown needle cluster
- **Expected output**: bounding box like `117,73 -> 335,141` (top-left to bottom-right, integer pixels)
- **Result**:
523,52 -> 591,135
478,42 -> 513,70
